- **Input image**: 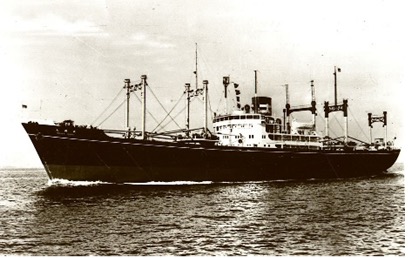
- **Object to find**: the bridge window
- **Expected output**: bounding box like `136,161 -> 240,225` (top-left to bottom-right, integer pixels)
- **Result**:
283,135 -> 291,141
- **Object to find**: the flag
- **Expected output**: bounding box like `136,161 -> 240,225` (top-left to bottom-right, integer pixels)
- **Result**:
22,104 -> 27,109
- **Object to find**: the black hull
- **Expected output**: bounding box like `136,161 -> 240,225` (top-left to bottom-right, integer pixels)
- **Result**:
23,123 -> 401,183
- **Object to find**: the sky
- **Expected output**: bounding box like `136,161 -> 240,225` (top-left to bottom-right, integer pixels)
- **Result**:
0,0 -> 406,167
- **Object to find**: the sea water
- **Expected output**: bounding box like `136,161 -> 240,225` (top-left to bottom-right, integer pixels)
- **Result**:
0,165 -> 404,255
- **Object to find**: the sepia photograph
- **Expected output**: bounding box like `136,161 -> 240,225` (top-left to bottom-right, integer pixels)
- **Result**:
0,0 -> 405,255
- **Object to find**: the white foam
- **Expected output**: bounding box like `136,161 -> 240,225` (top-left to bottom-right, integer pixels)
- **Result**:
125,181 -> 213,186
47,179 -> 214,186
48,179 -> 108,186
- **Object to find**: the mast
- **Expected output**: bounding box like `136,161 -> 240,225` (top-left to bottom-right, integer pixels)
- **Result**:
343,99 -> 348,144
368,113 -> 373,144
203,80 -> 208,135
223,76 -> 230,114
141,75 -> 147,140
185,83 -> 191,134
254,70 -> 258,113
325,67 -> 344,141
368,111 -> 388,148
324,101 -> 329,138
311,80 -> 316,129
334,66 -> 341,106
384,111 -> 387,149
195,43 -> 198,90
284,83 -> 290,133
334,66 -> 349,145
255,70 -> 258,95
284,84 -> 289,105
124,79 -> 131,128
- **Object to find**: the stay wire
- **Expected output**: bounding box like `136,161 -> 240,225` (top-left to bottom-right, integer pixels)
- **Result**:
97,98 -> 127,127
91,87 -> 124,126
131,91 -> 165,132
349,107 -> 370,142
152,92 -> 185,132
327,115 -> 342,138
315,111 -> 339,138
147,86 -> 183,131
160,105 -> 187,130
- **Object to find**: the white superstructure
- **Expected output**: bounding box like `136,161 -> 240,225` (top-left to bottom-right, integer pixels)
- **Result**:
213,111 -> 323,150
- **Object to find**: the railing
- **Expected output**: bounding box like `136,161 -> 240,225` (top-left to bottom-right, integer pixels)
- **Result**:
213,114 -> 262,123
268,133 -> 321,143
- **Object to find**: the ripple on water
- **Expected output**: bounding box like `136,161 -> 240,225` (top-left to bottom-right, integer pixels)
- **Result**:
0,168 -> 404,255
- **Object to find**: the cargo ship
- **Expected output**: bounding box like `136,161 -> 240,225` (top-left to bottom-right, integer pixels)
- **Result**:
22,60 -> 400,183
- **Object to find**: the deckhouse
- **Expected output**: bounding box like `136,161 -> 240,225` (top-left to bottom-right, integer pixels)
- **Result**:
213,95 -> 323,150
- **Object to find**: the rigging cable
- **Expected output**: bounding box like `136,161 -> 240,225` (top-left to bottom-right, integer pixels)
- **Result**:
160,104 -> 187,130
328,115 -> 342,138
147,86 -> 183,131
131,91 -> 164,132
207,93 -> 216,121
315,109 -> 339,138
348,107 -> 370,142
97,98 -> 127,127
91,87 -> 124,126
152,92 -> 185,132
214,93 -> 224,115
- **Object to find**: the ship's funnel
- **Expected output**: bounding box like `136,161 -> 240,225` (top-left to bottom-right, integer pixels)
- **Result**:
252,96 -> 272,115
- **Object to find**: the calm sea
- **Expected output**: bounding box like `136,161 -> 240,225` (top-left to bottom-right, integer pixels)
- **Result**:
0,165 -> 404,256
